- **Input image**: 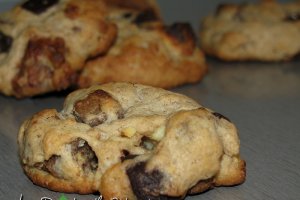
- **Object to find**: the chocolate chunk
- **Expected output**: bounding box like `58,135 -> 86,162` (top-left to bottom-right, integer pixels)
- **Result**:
73,90 -> 110,126
127,162 -> 163,200
73,90 -> 124,127
0,31 -> 13,53
285,13 -> 300,22
12,37 -> 73,97
43,155 -> 62,178
123,12 -> 133,19
165,23 -> 196,43
71,138 -> 98,173
22,0 -> 59,14
0,19 -> 8,24
127,162 -> 182,200
213,112 -> 231,122
74,111 -> 107,127
162,197 -> 182,200
133,9 -> 159,25
72,26 -> 82,33
120,150 -> 138,162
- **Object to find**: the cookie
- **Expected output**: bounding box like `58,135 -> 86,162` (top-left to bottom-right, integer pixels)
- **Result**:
0,0 -> 116,97
78,2 -> 207,89
102,0 -> 161,15
18,82 -> 246,198
200,1 -> 300,61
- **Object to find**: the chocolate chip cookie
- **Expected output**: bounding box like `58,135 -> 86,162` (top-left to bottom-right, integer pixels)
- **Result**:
18,82 -> 246,198
0,0 -> 116,97
78,2 -> 207,89
200,1 -> 300,61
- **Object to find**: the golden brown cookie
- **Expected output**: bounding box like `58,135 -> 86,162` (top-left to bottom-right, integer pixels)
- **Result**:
200,1 -> 300,61
18,82 -> 245,199
78,2 -> 207,89
0,0 -> 116,97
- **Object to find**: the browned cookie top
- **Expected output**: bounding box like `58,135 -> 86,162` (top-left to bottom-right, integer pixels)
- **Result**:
200,1 -> 300,61
78,1 -> 207,89
0,0 -> 116,97
19,83 -> 245,198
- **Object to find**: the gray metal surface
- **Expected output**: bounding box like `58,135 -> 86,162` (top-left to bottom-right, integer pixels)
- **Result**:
1,1 -> 300,199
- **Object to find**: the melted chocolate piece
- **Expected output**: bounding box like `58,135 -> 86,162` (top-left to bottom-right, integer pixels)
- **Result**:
165,23 -> 195,43
0,31 -> 13,53
74,111 -> 107,127
163,197 -> 182,200
127,162 -> 182,200
22,0 -> 59,14
127,162 -> 163,200
71,138 -> 98,172
213,112 -> 231,122
123,12 -> 133,19
12,37 -> 73,97
133,9 -> 159,25
73,90 -> 124,127
43,155 -> 62,178
285,13 -> 300,22
120,150 -> 138,162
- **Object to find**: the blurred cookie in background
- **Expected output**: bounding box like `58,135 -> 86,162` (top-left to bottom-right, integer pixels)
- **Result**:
0,0 -> 116,97
78,0 -> 207,89
200,1 -> 300,61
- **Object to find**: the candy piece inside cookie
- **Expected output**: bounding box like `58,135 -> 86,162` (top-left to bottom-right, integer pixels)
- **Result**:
18,83 -> 246,198
73,89 -> 124,127
0,31 -> 13,53
22,0 -> 59,14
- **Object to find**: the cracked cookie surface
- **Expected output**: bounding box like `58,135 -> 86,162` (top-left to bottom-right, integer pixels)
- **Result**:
18,82 -> 245,198
78,1 -> 207,89
0,0 -> 116,97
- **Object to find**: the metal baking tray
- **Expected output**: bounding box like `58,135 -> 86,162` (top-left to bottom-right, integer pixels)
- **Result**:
1,0 -> 299,199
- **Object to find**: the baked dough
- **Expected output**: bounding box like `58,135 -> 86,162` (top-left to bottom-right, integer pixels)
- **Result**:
0,0 -> 116,97
78,2 -> 207,89
18,82 -> 245,199
200,1 -> 300,61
